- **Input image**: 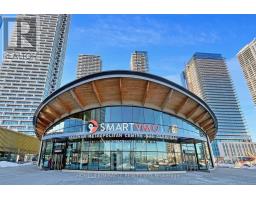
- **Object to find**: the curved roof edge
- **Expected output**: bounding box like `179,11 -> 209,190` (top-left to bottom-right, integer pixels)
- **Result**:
33,70 -> 218,138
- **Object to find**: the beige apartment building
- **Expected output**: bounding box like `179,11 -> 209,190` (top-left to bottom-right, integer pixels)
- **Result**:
237,39 -> 256,105
76,54 -> 102,78
130,51 -> 149,72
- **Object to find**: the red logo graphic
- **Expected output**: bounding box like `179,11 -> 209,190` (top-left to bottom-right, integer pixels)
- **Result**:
88,120 -> 98,133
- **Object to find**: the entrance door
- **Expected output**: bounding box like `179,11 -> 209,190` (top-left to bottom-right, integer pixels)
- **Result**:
110,151 -> 122,170
52,141 -> 66,170
184,153 -> 198,171
52,154 -> 64,170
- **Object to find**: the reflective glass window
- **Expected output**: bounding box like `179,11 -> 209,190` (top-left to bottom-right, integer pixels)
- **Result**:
147,152 -> 158,171
166,143 -> 175,153
123,141 -> 132,151
135,151 -> 147,171
163,113 -> 171,125
196,142 -> 207,170
176,118 -> 183,133
84,110 -> 92,121
157,141 -> 167,152
154,110 -> 162,125
147,141 -> 157,152
135,140 -> 147,151
158,152 -> 168,170
111,141 -> 123,151
99,141 -> 111,151
110,107 -> 122,122
91,108 -> 101,122
104,107 -> 111,122
88,151 -> 99,170
89,141 -> 99,151
122,106 -> 133,122
132,107 -> 144,123
144,108 -> 155,124
80,152 -> 89,170
81,140 -> 89,151
173,143 -> 181,153
111,151 -> 123,170
122,152 -> 133,171
98,151 -> 110,170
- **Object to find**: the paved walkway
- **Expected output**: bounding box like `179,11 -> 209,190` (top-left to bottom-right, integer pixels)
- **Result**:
0,165 -> 256,184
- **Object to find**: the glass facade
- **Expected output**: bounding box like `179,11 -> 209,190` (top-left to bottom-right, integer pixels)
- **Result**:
40,139 -> 213,171
45,106 -> 206,141
39,106 -> 214,171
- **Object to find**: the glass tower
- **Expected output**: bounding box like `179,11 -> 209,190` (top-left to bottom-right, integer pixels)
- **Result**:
184,52 -> 251,157
0,14 -> 70,135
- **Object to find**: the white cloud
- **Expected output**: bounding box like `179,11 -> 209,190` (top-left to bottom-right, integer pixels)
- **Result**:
73,15 -> 220,47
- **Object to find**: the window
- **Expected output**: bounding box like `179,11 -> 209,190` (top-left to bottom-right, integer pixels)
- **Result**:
144,108 -> 154,124
132,107 -> 144,123
110,107 -> 122,122
122,106 -> 133,122
154,110 -> 162,125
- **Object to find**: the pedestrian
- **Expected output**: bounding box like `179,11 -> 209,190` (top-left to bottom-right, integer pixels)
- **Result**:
48,157 -> 52,170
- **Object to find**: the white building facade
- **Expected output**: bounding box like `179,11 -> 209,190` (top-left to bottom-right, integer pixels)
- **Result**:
218,141 -> 256,162
237,39 -> 256,106
184,53 -> 251,158
0,14 -> 70,135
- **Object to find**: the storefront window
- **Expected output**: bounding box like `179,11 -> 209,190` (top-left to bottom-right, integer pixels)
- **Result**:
41,138 -> 212,171
98,151 -> 110,170
157,141 -> 167,152
89,141 -> 100,151
135,151 -> 147,171
123,141 -> 132,151
158,152 -> 168,171
111,140 -> 123,151
99,141 -> 111,151
122,152 -> 133,171
88,151 -> 99,170
111,151 -> 123,170
147,152 -> 158,171
42,141 -> 53,168
147,141 -> 157,152
80,152 -> 89,170
81,140 -> 89,151
135,140 -> 147,151
41,105 -> 213,171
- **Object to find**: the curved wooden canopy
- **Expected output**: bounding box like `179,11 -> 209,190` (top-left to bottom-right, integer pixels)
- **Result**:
0,127 -> 40,154
33,70 -> 218,140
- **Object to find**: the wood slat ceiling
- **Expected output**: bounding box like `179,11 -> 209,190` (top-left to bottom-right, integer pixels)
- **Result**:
34,76 -> 217,140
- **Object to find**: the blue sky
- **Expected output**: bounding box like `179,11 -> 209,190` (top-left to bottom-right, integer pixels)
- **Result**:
62,14 -> 256,141
1,14 -> 256,140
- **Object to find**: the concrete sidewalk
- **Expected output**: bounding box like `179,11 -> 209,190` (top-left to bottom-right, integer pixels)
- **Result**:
0,165 -> 256,185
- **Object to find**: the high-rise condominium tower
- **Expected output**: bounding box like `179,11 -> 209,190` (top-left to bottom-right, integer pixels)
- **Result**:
0,14 -> 70,135
237,39 -> 256,106
76,54 -> 102,78
130,51 -> 149,72
184,53 -> 250,156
